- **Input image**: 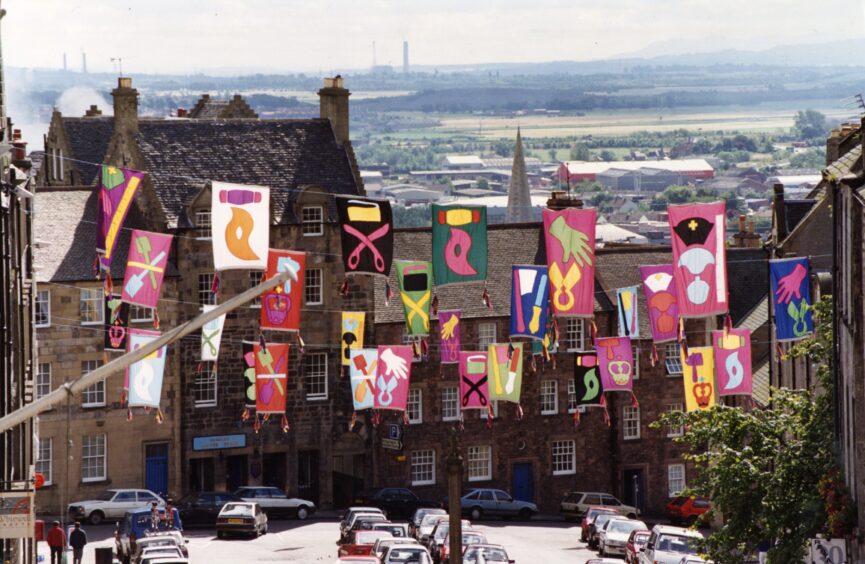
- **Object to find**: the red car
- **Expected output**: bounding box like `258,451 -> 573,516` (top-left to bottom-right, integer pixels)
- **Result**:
580,506 -> 618,542
624,529 -> 650,564
338,530 -> 393,558
665,496 -> 711,526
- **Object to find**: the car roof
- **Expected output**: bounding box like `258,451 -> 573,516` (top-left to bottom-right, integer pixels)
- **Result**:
651,524 -> 703,537
125,507 -> 179,517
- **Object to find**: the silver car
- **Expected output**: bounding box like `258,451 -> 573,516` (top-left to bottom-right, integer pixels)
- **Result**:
598,518 -> 647,557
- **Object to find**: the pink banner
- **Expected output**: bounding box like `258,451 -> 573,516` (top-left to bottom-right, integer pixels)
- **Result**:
712,328 -> 753,397
121,230 -> 172,309
639,265 -> 680,343
439,310 -> 461,364
375,345 -> 412,411
595,336 -> 634,392
543,208 -> 596,318
668,202 -> 728,318
459,351 -> 489,410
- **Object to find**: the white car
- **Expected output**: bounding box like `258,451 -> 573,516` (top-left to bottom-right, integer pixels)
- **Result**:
416,514 -> 449,543
598,518 -> 647,557
373,538 -> 424,560
234,486 -> 316,519
139,546 -> 184,564
216,501 -> 268,538
380,544 -> 433,564
639,525 -> 703,564
132,533 -> 189,562
68,489 -> 165,525
341,506 -> 386,537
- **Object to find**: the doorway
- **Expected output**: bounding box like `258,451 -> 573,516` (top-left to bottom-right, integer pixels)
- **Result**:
298,451 -> 320,505
623,468 -> 645,513
332,453 -> 364,509
511,462 -> 534,503
189,458 -> 214,492
263,453 -> 287,490
226,455 -> 248,492
145,443 -> 169,497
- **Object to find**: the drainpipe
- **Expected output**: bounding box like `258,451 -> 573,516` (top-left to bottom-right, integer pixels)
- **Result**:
831,179 -> 841,468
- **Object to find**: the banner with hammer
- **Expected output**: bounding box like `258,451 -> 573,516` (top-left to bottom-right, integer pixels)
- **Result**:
487,343 -> 523,404
510,265 -> 550,341
349,348 -> 378,411
121,230 -> 172,309
254,342 -> 289,414
542,207 -> 596,318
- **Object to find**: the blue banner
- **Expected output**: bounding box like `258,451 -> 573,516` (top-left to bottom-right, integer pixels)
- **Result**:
770,257 -> 813,341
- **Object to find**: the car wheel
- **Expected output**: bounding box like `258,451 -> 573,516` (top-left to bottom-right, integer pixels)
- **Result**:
216,531 -> 223,539
470,507 -> 482,521
88,511 -> 104,526
626,512 -> 637,519
262,523 -> 268,535
518,508 -> 532,521
254,525 -> 261,538
600,544 -> 606,556
296,505 -> 309,520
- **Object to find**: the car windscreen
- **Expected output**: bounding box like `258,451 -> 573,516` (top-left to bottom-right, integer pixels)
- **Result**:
99,491 -> 116,501
356,531 -> 392,544
373,525 -> 406,537
656,534 -> 700,554
609,520 -> 646,534
465,547 -> 509,562
421,515 -> 446,528
593,514 -> 615,527
433,525 -> 450,540
387,548 -> 431,563
587,508 -> 616,520
220,504 -> 252,516
463,533 -> 486,545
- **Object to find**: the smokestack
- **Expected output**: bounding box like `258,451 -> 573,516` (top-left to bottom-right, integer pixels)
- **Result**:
63,52 -> 67,72
403,40 -> 409,74
81,51 -> 87,73
318,76 -> 350,146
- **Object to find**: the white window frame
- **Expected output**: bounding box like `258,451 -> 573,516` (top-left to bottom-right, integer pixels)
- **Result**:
479,400 -> 499,420
442,386 -> 460,422
402,332 -> 423,363
194,362 -> 217,408
81,434 -> 106,483
551,440 -> 576,476
81,360 -> 105,407
410,449 -> 436,486
195,210 -> 212,240
567,379 -> 577,414
35,290 -> 50,328
667,403 -> 684,438
623,405 -> 641,440
249,271 -> 263,307
668,463 -> 686,497
541,380 -> 558,415
129,304 -> 154,323
467,445 -> 492,482
301,206 -> 324,237
407,388 -> 423,424
36,437 -> 52,486
304,352 -> 328,400
632,345 -> 640,380
565,318 -> 586,351
665,342 -> 683,376
36,363 -> 51,399
304,268 -> 323,305
198,273 -> 215,307
478,322 -> 497,350
79,288 -> 104,325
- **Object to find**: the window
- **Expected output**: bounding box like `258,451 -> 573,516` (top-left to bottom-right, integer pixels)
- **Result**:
81,434 -> 106,482
79,288 -> 104,325
565,318 -> 586,351
35,290 -> 50,327
567,379 -> 577,413
81,360 -> 105,407
467,445 -> 492,482
304,352 -> 328,400
410,449 -> 435,486
129,304 -> 154,323
541,380 -> 558,415
50,148 -> 64,181
36,437 -> 52,485
407,388 -> 423,424
36,363 -> 51,399
632,345 -> 640,380
442,386 -> 460,421
665,342 -> 683,375
666,403 -> 684,438
249,271 -> 263,307
198,273 -> 215,306
402,332 -> 423,363
623,405 -> 640,440
668,463 -> 686,497
305,268 -> 323,305
195,210 -> 212,239
302,206 -> 324,236
194,362 -> 217,407
551,440 -> 576,475
479,400 -> 499,420
478,322 -> 497,349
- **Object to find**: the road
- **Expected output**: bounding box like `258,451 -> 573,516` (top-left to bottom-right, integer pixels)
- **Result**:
37,517 -> 609,563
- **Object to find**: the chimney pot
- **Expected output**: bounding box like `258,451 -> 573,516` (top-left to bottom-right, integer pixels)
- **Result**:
118,76 -> 132,89
318,76 -> 351,145
177,108 -> 188,118
12,129 -> 21,140
738,214 -> 746,232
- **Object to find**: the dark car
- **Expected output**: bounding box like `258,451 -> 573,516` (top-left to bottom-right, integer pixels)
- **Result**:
354,488 -> 439,519
176,491 -> 244,527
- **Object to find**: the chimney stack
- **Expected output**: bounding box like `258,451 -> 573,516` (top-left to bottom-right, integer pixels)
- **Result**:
773,183 -> 787,243
112,76 -> 139,134
732,213 -> 761,248
84,104 -> 102,117
318,76 -> 351,146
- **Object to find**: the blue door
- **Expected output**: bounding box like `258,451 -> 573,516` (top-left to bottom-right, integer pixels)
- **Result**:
512,463 -> 534,503
145,443 -> 169,497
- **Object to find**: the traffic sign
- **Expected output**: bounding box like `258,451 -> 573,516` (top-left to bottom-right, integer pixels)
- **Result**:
381,438 -> 404,451
387,424 -> 403,440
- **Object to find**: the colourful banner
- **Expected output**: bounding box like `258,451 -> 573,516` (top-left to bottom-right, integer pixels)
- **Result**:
460,351 -> 489,410
510,265 -> 550,341
712,329 -> 753,397
439,310 -> 461,364
260,250 -> 305,332
375,345 -> 412,411
242,341 -> 256,409
542,208 -> 596,317
681,346 -> 716,412
668,202 -> 728,318
770,257 -> 813,341
574,352 -> 604,407
211,181 -> 270,271
121,230 -> 172,309
96,166 -> 144,272
488,343 -> 523,404
201,305 -> 226,362
396,260 -> 432,336
639,265 -> 680,343
254,343 -> 289,414
595,336 -> 634,392
616,286 -> 640,339
431,204 -> 488,286
341,312 -> 366,366
104,294 -> 129,352
336,196 -> 394,278
126,328 -> 167,409
349,349 -> 378,411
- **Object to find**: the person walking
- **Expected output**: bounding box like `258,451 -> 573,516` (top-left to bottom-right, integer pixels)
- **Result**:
46,520 -> 65,564
69,522 -> 87,564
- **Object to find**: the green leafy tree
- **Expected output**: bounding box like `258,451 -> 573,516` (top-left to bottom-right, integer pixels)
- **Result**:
600,150 -> 616,162
789,150 -> 826,169
661,185 -> 694,204
392,204 -> 431,228
793,110 -> 828,140
569,143 -> 592,161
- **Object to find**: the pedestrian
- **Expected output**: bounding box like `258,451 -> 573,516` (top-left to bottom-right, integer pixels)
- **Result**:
69,522 -> 87,564
46,520 -> 65,564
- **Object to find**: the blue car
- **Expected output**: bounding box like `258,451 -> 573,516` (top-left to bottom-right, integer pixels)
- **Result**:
459,488 -> 538,521
115,507 -> 183,564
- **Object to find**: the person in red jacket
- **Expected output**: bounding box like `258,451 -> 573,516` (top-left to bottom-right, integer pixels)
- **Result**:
46,520 -> 66,564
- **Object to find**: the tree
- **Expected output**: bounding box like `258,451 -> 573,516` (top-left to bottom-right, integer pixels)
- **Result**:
660,185 -> 694,204
653,298 -> 837,563
789,149 -> 826,169
569,143 -> 591,161
392,204 -> 431,228
793,110 -> 828,140
600,150 -> 616,162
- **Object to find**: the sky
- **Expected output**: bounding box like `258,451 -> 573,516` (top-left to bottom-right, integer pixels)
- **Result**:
3,0 -> 863,74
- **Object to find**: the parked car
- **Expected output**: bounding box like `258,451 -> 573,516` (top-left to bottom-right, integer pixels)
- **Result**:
459,488 -> 538,521
234,486 -> 316,520
176,492 -> 243,527
142,559 -> 188,564
625,529 -> 651,564
371,522 -> 409,538
380,544 -> 433,564
353,488 -> 440,519
561,491 -> 639,520
427,521 -> 471,562
342,513 -> 390,543
115,507 -> 183,564
581,506 -> 619,542
215,501 -> 267,538
665,496 -> 711,526
417,514 -> 449,543
463,544 -> 514,564
440,530 -> 487,564
598,518 -> 647,557
588,513 -> 619,550
70,489 -> 165,525
410,508 -> 446,538
373,538 -> 424,560
131,532 -> 189,563
341,507 -> 385,536
140,546 -> 184,564
338,530 -> 393,558
639,525 -> 703,564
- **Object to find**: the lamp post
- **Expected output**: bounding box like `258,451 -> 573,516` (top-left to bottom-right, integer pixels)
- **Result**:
447,429 -> 463,564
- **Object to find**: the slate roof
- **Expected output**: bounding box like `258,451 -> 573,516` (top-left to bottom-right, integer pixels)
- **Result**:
62,117 -> 115,186
727,247 -> 770,325
737,296 -> 769,332
752,360 -> 770,406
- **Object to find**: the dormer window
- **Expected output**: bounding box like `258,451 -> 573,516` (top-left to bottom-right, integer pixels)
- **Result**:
302,206 -> 324,236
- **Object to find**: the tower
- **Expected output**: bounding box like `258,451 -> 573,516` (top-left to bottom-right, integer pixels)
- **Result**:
81,50 -> 87,73
63,52 -> 67,72
506,128 -> 533,223
403,40 -> 409,74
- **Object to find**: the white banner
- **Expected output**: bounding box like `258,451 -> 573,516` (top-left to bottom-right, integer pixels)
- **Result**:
809,539 -> 847,564
0,491 -> 34,538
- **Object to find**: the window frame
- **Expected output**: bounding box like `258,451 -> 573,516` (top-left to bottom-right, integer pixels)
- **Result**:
304,268 -> 323,306
632,345 -> 640,380
193,362 -> 218,408
129,304 -> 154,323
81,434 -> 106,483
666,403 -> 684,438
80,360 -> 105,408
540,380 -> 558,415
407,388 -> 423,424
301,206 -> 324,237
36,363 -> 52,400
665,342 -> 683,376
198,273 -> 215,307
195,210 -> 212,240
466,445 -> 492,482
304,352 -> 328,400
623,405 -> 641,440
441,386 -> 460,422
79,288 -> 104,326
551,440 -> 576,476
410,449 -> 436,486
36,437 -> 52,486
668,463 -> 686,497
566,378 -> 577,414
249,271 -> 264,307
477,322 -> 497,350
35,289 -> 51,328
565,318 -> 586,351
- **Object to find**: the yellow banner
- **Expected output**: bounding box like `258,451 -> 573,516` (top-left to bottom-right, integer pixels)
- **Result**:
341,312 -> 366,366
681,346 -> 716,412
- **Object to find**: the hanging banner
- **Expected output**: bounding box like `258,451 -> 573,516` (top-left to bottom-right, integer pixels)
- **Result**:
712,329 -> 753,397
543,208 -> 596,317
460,351 -> 489,410
201,305 -> 227,362
431,204 -> 488,286
769,257 -> 814,341
336,196 -> 394,277
574,352 -> 604,406
254,343 -> 289,414
260,250 -> 305,332
510,265 -> 550,341
126,328 -> 167,408
96,166 -> 145,273
639,265 -> 680,343
242,341 -> 256,409
439,310 -> 462,364
668,202 -> 728,318
0,491 -> 34,538
375,345 -> 412,411
121,230 -> 172,309
211,182 -> 270,271
681,346 -> 716,412
104,294 -> 130,352
341,312 -> 366,366
616,286 -> 640,339
349,348 -> 378,411
488,343 -> 523,403
595,336 -> 634,392
396,260 -> 432,336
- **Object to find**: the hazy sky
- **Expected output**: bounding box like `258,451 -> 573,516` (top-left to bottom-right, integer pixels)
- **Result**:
4,0 -> 862,74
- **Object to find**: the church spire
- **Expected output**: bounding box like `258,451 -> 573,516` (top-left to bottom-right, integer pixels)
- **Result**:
506,127 -> 532,223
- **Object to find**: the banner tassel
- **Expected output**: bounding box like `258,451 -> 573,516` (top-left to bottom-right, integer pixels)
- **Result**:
262,413 -> 271,423
551,354 -> 557,371
120,390 -> 127,407
516,404 -> 523,421
349,412 -> 357,431
601,396 -> 611,428
372,410 -> 381,427
340,278 -> 350,297
530,355 -> 537,373
155,408 -> 164,424
776,343 -> 786,361
573,407 -> 581,427
403,411 -> 410,426
144,406 -> 151,414
724,313 -> 733,335
431,294 -> 439,316
651,345 -> 659,367
590,320 -> 598,347
281,414 -> 290,433
631,391 -> 640,408
104,273 -> 114,298
482,284 -> 492,309
253,414 -> 261,434
153,309 -> 160,330
196,362 -> 203,375
297,332 -> 305,356
458,412 -> 465,432
385,281 -> 393,306
102,351 -> 109,365
259,333 -> 267,354
241,406 -> 250,422
411,340 -> 420,359
507,342 -> 515,359
211,272 -> 220,299
126,407 -> 133,422
93,256 -> 100,278
486,405 -> 493,429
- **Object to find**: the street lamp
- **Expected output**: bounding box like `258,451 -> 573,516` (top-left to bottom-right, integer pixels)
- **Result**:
447,429 -> 463,564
